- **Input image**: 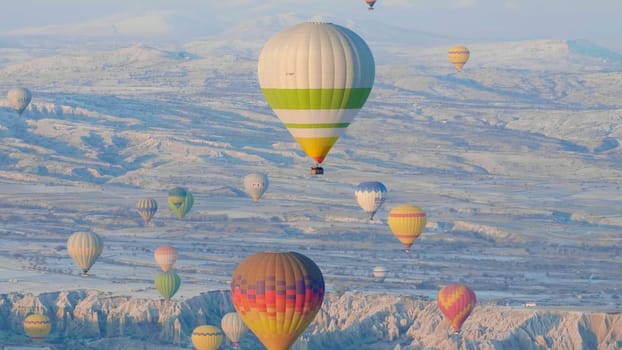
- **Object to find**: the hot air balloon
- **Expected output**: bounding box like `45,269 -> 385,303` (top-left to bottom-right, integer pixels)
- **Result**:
136,198 -> 158,224
154,245 -> 177,272
243,173 -> 269,202
437,284 -> 476,333
23,314 -> 51,342
155,271 -> 181,300
221,312 -> 247,349
448,45 -> 470,72
372,266 -> 386,283
291,336 -> 309,350
355,181 -> 387,220
387,205 -> 426,253
258,22 -> 375,175
231,251 -> 325,350
192,325 -> 224,350
168,187 -> 193,219
365,0 -> 377,10
67,231 -> 103,276
7,87 -> 32,116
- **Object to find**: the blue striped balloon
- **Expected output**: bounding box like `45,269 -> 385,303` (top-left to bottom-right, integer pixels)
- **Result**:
354,181 -> 387,220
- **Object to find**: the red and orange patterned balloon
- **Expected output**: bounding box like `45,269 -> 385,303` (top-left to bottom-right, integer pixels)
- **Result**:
230,251 -> 325,350
437,284 -> 476,332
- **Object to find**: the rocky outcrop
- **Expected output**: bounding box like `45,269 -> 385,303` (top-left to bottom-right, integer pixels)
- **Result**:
0,290 -> 620,349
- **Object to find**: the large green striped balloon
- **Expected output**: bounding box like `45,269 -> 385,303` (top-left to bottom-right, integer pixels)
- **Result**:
167,187 -> 193,219
258,22 -> 375,168
155,271 -> 181,300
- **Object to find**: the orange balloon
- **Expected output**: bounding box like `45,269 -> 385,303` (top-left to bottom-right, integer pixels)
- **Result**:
437,284 -> 476,332
231,252 -> 325,350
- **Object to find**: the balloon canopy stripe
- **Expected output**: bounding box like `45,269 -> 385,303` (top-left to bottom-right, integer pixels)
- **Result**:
283,122 -> 350,129
389,212 -> 427,218
261,88 -> 372,110
293,137 -> 339,163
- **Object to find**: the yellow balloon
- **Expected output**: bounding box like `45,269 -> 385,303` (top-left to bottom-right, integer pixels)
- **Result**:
67,231 -> 103,276
387,205 -> 426,252
448,45 -> 470,72
191,325 -> 223,350
23,314 -> 51,342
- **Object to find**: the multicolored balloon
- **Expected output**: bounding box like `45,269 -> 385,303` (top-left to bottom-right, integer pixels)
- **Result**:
387,205 -> 427,252
365,0 -> 377,10
258,22 -> 375,174
437,284 -> 477,332
191,325 -> 224,350
221,312 -> 247,348
448,45 -> 470,72
154,245 -> 177,272
23,314 -> 51,342
168,187 -> 193,219
243,173 -> 269,202
355,181 -> 387,220
155,271 -> 181,300
136,198 -> 158,224
136,198 -> 158,225
7,87 -> 32,115
231,251 -> 325,350
67,231 -> 103,276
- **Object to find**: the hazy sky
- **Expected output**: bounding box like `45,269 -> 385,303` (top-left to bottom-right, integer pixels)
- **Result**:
2,0 -> 621,50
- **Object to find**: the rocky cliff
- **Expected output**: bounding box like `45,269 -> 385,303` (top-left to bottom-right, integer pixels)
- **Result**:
0,290 -> 620,349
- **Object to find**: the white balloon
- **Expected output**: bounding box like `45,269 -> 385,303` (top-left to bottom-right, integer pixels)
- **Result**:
7,87 -> 32,115
243,173 -> 269,202
372,266 -> 386,283
221,312 -> 247,348
355,181 -> 387,220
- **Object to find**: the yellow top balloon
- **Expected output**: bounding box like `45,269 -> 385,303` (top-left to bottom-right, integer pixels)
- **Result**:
448,45 -> 470,72
387,205 -> 426,252
258,22 -> 375,174
23,314 -> 51,342
192,325 -> 224,350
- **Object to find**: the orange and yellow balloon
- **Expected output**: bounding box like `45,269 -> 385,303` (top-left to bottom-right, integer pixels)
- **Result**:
191,325 -> 223,350
154,245 -> 177,272
23,314 -> 51,342
437,284 -> 476,333
231,251 -> 325,350
387,205 -> 426,252
448,45 -> 470,72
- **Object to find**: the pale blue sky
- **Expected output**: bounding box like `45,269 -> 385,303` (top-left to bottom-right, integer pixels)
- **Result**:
1,0 -> 621,50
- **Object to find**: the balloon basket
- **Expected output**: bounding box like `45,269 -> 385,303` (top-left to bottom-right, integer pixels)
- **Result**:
310,166 -> 324,175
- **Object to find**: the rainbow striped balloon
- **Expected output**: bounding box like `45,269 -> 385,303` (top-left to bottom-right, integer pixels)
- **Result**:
437,283 -> 477,332
387,204 -> 427,252
231,251 -> 325,350
258,22 -> 375,169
